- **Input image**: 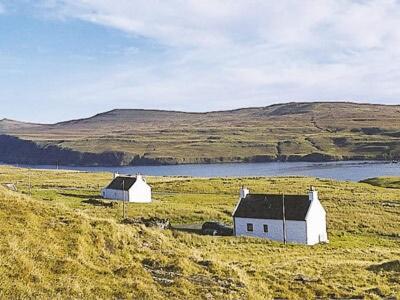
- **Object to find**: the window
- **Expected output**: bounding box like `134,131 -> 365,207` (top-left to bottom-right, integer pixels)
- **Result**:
263,224 -> 269,233
247,223 -> 253,232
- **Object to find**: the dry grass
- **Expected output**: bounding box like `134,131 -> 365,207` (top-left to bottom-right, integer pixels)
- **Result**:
0,166 -> 399,299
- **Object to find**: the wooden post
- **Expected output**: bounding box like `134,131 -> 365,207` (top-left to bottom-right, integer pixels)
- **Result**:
28,170 -> 31,196
122,180 -> 126,219
282,193 -> 287,245
125,182 -> 128,218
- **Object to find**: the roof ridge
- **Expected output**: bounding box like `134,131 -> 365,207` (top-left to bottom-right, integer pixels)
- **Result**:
247,193 -> 308,197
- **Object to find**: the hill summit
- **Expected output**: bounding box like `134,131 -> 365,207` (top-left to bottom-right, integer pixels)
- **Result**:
0,102 -> 399,166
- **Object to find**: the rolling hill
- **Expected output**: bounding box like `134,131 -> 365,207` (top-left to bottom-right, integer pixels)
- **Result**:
1,102 -> 400,166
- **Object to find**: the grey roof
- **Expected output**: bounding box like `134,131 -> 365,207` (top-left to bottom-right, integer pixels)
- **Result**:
233,194 -> 311,221
105,176 -> 137,191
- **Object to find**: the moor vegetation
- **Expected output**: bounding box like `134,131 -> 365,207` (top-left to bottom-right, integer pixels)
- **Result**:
361,177 -> 400,189
0,166 -> 399,299
1,102 -> 400,166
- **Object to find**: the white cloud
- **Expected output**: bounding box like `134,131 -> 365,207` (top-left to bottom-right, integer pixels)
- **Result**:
12,0 -> 400,117
42,0 -> 400,49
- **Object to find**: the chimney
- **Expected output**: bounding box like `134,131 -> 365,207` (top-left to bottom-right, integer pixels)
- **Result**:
113,172 -> 120,179
136,173 -> 143,181
308,186 -> 318,202
240,186 -> 249,199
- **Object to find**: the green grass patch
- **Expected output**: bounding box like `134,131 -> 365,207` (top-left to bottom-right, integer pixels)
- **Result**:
0,166 -> 399,299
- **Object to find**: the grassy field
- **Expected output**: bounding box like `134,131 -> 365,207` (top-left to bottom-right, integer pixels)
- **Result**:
1,102 -> 400,165
0,166 -> 399,299
362,177 -> 400,189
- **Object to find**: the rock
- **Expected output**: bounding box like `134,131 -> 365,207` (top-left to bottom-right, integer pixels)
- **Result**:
122,217 -> 171,229
155,277 -> 175,286
2,183 -> 17,192
367,260 -> 400,273
365,287 -> 386,297
382,201 -> 400,208
83,199 -> 117,208
294,274 -> 321,283
205,292 -> 214,300
197,260 -> 213,268
113,267 -> 128,277
142,258 -> 180,286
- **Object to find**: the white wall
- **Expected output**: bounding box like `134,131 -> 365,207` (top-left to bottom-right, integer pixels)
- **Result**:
102,189 -> 128,201
128,179 -> 152,203
305,199 -> 328,245
234,217 -> 307,244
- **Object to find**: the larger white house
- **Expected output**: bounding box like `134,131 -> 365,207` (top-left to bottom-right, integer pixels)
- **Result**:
101,174 -> 152,203
232,187 -> 328,245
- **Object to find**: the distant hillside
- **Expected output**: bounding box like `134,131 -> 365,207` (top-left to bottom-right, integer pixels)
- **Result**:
0,118 -> 41,133
1,102 -> 400,166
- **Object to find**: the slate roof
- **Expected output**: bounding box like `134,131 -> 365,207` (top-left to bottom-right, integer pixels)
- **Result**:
105,176 -> 137,191
233,194 -> 311,221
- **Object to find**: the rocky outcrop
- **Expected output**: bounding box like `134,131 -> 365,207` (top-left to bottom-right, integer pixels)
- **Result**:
0,135 -> 398,167
0,135 -> 134,166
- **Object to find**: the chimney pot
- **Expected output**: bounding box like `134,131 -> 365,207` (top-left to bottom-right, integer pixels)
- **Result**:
240,187 -> 249,199
308,187 -> 318,201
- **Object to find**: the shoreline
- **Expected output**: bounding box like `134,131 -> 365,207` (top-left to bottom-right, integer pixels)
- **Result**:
1,160 -> 398,182
1,159 -> 396,169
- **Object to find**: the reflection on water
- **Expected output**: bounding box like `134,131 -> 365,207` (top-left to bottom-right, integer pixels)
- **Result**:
6,161 -> 400,182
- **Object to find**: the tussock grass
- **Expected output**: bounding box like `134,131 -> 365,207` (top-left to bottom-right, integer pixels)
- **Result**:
0,166 -> 399,299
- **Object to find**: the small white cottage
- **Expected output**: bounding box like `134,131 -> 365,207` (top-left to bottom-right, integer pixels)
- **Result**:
232,187 -> 328,245
101,174 -> 152,203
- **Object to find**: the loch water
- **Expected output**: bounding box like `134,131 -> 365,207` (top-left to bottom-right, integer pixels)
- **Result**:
8,161 -> 400,182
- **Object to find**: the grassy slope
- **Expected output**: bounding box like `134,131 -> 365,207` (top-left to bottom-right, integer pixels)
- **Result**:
362,177 -> 400,189
0,166 -> 400,299
2,102 -> 400,164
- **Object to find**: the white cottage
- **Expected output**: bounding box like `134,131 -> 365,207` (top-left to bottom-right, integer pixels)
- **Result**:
101,174 -> 152,203
232,187 -> 328,245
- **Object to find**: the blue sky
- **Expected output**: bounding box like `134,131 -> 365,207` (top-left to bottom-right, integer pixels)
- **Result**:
1,0 -> 400,123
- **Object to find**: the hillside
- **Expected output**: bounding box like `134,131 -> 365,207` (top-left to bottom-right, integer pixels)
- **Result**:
0,186 -> 246,299
1,102 -> 400,166
0,166 -> 399,299
0,118 -> 41,133
361,177 -> 400,189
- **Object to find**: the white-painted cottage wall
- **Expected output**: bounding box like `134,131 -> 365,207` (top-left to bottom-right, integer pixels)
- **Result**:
286,220 -> 307,244
305,199 -> 328,245
234,217 -> 307,244
128,179 -> 151,203
102,189 -> 129,201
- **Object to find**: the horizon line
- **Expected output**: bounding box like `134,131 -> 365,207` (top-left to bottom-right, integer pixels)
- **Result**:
2,100 -> 399,125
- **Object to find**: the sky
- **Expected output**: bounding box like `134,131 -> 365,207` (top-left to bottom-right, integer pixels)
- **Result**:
0,0 -> 400,123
